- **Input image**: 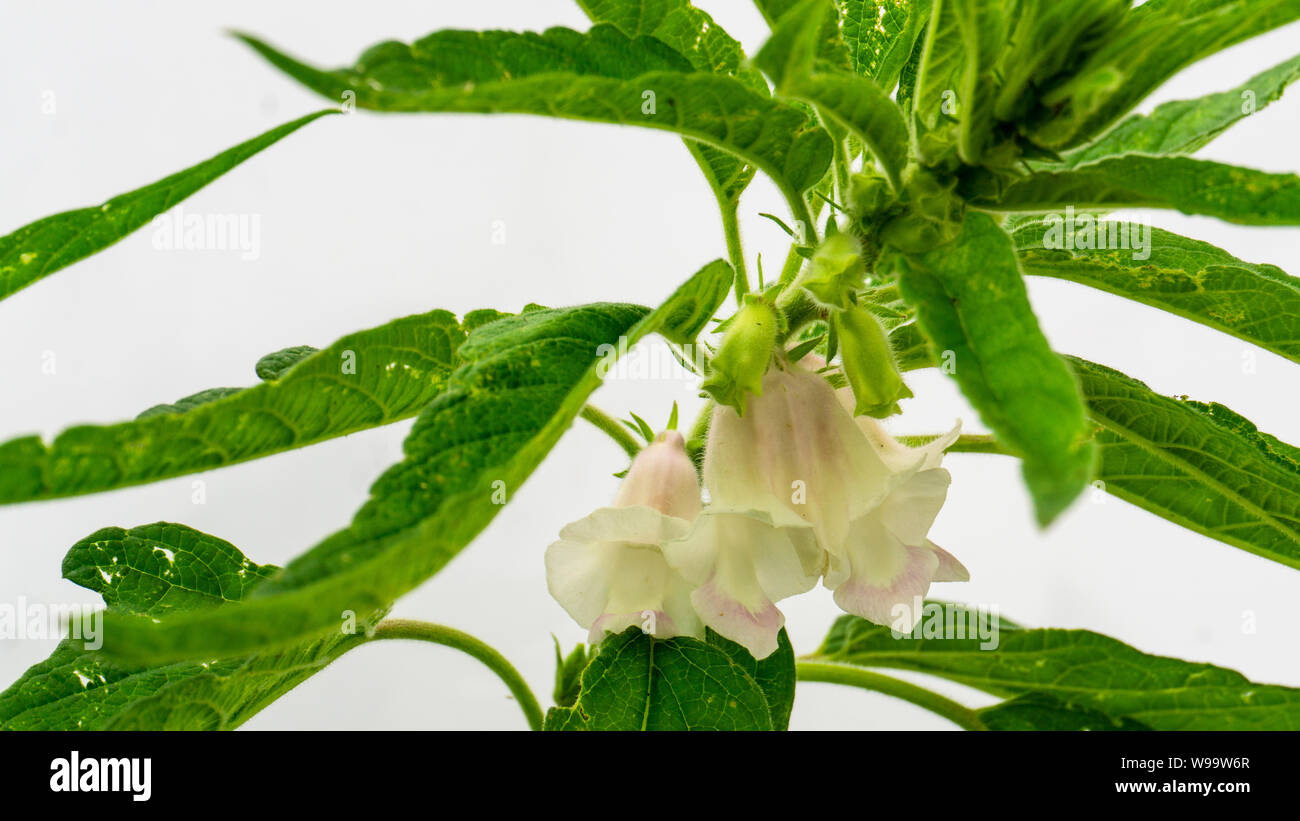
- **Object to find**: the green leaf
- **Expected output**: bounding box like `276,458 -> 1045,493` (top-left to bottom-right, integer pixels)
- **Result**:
0,523 -> 365,730
968,156 -> 1300,227
1012,219 -> 1300,364
578,0 -> 764,204
838,0 -> 932,92
0,310 -> 463,505
1029,0 -> 1300,150
1071,356 -> 1300,571
235,26 -> 832,196
811,607 -> 1300,730
951,0 -> 1011,166
544,628 -> 773,730
706,628 -> 797,731
63,523 -> 277,618
552,639 -> 590,709
885,212 -> 1095,525
991,0 -> 1130,126
1053,53 -> 1300,168
98,262 -> 735,663
0,110 -> 333,304
656,258 -> 733,344
978,693 -> 1151,731
910,0 -> 965,145
757,1 -> 910,189
254,345 -> 320,381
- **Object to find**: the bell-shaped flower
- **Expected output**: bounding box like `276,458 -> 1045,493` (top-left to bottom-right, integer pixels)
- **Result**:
546,431 -> 704,643
825,385 -> 969,631
687,354 -> 967,640
663,510 -> 821,660
661,358 -> 883,659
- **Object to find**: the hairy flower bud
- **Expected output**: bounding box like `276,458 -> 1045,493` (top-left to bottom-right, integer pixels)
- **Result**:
797,233 -> 864,310
701,294 -> 781,415
833,304 -> 913,418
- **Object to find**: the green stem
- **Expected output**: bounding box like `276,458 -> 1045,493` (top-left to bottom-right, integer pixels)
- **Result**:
580,405 -> 642,459
779,183 -> 819,251
720,198 -> 751,303
685,398 -> 714,464
833,137 -> 852,206
898,433 -> 1010,455
796,661 -> 987,731
776,289 -> 824,342
369,619 -> 545,731
777,243 -> 805,286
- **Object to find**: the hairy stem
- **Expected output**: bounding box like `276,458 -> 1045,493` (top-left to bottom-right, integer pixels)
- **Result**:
370,619 -> 544,731
780,183 -> 819,251
580,404 -> 642,458
898,433 -> 1011,455
720,199 -> 751,303
796,661 -> 986,731
685,399 -> 714,465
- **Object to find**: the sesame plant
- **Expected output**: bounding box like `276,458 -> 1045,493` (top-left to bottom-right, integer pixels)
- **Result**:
4,0 -> 1300,732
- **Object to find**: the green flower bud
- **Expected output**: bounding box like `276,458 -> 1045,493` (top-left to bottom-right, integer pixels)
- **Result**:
880,166 -> 964,253
833,304 -> 912,418
702,295 -> 781,416
849,169 -> 893,220
797,233 -> 864,310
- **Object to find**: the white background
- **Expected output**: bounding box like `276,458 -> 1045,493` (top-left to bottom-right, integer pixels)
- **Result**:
2,1 -> 1299,730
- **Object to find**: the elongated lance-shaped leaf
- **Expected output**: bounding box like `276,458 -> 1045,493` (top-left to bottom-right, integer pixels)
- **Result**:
979,693 -> 1150,731
756,0 -> 910,189
0,110 -> 333,304
545,627 -> 789,730
884,212 -> 1096,526
1053,53 -> 1300,169
910,0 -> 965,147
1072,356 -> 1300,571
966,156 -> 1300,227
1011,219 -> 1300,364
578,0 -> 763,203
991,0 -> 1130,126
0,523 -> 367,730
98,261 -> 735,663
234,26 -> 832,197
837,0 -> 932,92
0,310 -> 463,505
951,0 -> 1010,166
810,606 -> 1300,730
1028,0 -> 1300,150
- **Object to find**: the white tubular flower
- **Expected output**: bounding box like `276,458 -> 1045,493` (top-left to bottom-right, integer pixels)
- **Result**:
661,359 -> 885,659
678,354 -> 968,645
663,511 -> 821,660
545,431 -> 704,643
825,386 -> 969,632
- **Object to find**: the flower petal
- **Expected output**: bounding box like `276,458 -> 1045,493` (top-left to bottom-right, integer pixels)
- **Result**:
546,507 -> 700,640
705,361 -> 894,555
878,467 -> 951,546
825,514 -> 940,631
612,430 -> 702,520
690,580 -> 784,659
927,540 -> 970,582
665,509 -> 820,658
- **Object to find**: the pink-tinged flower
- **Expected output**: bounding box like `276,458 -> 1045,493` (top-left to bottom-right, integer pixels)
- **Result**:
545,431 -> 704,642
661,359 -> 880,659
825,387 -> 969,631
663,510 -> 822,659
679,355 -> 968,644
